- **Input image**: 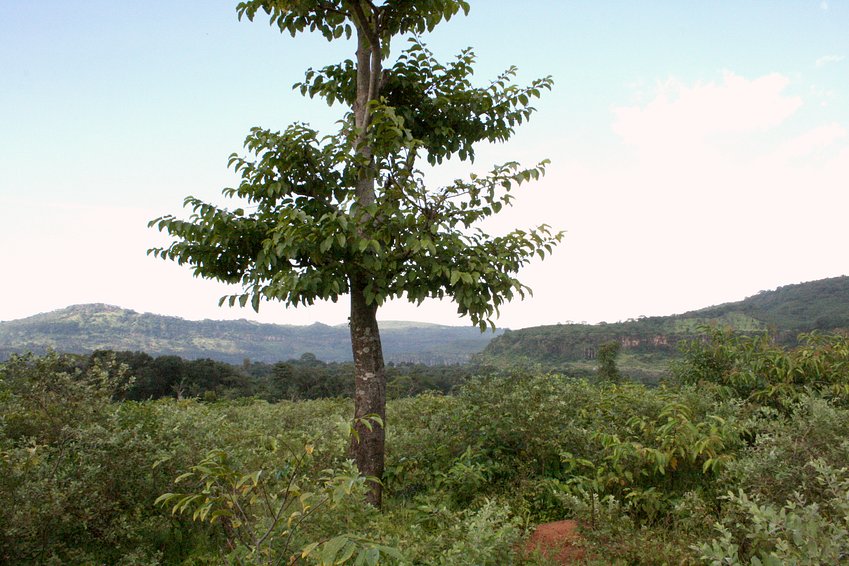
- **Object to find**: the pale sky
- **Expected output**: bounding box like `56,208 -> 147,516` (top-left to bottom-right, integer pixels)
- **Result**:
2,1 -> 847,329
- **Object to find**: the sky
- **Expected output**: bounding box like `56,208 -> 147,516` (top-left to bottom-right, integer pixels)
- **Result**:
1,1 -> 847,329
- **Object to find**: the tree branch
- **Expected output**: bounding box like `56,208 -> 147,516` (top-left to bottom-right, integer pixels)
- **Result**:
347,1 -> 379,49
316,1 -> 346,16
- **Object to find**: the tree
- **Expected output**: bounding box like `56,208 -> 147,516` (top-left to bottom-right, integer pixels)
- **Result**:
149,0 -> 562,507
597,341 -> 622,383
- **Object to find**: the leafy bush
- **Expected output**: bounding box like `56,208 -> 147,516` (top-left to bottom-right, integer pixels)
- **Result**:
0,352 -> 359,564
156,443 -> 403,565
4,338 -> 849,564
719,396 -> 849,509
446,373 -> 739,524
383,392 -> 461,501
0,352 -> 204,564
368,497 -> 522,566
561,399 -> 739,525
675,327 -> 849,409
0,351 -> 126,443
431,499 -> 522,565
699,461 -> 849,565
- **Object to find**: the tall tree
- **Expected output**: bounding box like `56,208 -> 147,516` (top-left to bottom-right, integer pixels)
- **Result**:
149,0 -> 562,507
597,340 -> 622,383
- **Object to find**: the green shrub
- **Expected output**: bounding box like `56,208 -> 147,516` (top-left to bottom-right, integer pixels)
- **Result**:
6,343 -> 849,564
371,497 -> 522,565
446,374 -> 738,524
0,353 -> 210,564
552,493 -> 702,565
719,396 -> 849,509
383,393 -> 461,501
156,442 -> 403,565
675,328 -> 849,410
560,398 -> 739,525
699,461 -> 849,565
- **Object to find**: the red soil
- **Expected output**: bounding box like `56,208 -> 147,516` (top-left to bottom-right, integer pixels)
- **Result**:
523,519 -> 585,564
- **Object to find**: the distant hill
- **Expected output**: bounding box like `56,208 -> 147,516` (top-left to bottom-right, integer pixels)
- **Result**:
691,276 -> 849,331
0,304 -> 502,365
480,276 -> 849,381
4,276 -> 847,372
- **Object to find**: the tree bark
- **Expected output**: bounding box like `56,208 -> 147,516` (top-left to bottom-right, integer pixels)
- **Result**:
346,5 -> 387,508
348,273 -> 386,507
352,10 -> 381,207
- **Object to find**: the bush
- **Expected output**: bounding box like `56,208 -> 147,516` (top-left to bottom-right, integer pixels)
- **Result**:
675,327 -> 849,410
699,461 -> 849,565
4,339 -> 848,564
0,352 -> 206,564
719,396 -> 849,510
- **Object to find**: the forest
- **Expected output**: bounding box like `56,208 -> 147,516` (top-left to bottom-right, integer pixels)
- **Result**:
54,349 -> 480,402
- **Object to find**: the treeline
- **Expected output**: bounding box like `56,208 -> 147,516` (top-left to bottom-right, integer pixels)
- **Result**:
77,350 -> 480,401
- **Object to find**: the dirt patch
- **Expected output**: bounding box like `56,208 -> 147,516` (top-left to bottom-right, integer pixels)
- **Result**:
523,519 -> 584,564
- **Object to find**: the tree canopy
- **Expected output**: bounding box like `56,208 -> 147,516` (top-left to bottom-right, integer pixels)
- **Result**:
150,12 -> 558,331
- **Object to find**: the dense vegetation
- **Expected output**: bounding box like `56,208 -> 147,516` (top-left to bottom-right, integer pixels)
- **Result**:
0,304 -> 502,365
18,349 -> 479,403
481,275 -> 849,383
696,275 -> 849,332
3,327 -> 849,563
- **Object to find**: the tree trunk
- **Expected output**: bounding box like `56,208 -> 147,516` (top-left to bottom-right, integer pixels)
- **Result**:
348,273 -> 386,507
348,4 -> 386,508
352,15 -> 381,208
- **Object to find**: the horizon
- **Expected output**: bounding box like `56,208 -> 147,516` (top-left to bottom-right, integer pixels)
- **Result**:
2,1 -> 848,328
4,273 -> 845,330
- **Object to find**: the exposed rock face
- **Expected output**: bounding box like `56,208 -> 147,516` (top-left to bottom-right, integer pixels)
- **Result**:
619,334 -> 672,349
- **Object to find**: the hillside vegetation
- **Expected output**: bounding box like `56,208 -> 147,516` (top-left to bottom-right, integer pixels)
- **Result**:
2,276 -> 847,380
0,304 -> 501,365
480,276 -> 849,381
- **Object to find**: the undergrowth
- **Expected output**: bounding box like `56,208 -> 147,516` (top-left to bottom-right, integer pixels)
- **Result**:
2,329 -> 848,563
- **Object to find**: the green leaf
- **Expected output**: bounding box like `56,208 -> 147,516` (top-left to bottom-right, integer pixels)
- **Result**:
301,542 -> 320,559
363,546 -> 380,566
336,541 -> 357,564
321,535 -> 349,565
377,546 -> 405,561
154,493 -> 174,506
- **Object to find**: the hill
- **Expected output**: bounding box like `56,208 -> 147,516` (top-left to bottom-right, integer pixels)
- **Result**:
480,275 -> 849,381
0,304 -> 501,364
4,276 -> 847,371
